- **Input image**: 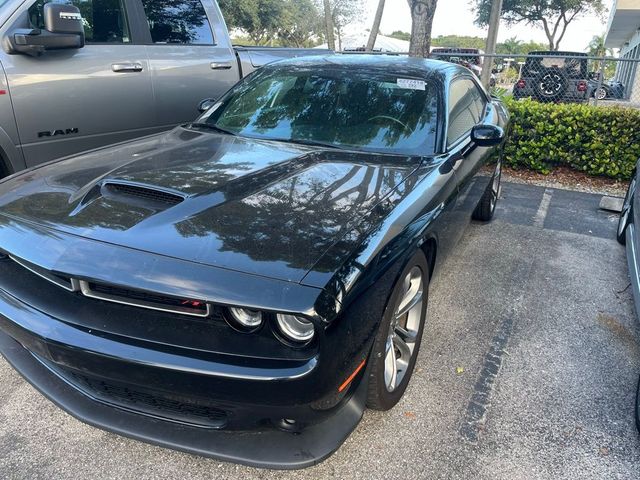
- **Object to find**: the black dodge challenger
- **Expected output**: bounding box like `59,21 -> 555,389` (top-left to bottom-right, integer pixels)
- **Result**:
0,55 -> 508,468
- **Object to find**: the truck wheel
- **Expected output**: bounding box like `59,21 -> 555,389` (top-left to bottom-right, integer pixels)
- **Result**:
366,250 -> 429,411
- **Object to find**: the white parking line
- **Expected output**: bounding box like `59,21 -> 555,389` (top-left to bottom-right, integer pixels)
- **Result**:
533,188 -> 553,228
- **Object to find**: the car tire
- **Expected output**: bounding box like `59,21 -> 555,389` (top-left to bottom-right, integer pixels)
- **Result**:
595,87 -> 608,101
617,177 -> 636,245
366,250 -> 429,411
473,162 -> 502,221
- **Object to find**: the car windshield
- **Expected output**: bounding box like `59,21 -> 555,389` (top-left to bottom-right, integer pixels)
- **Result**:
202,67 -> 439,155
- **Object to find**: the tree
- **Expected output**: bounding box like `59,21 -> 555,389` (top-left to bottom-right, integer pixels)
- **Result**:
219,0 -> 287,45
322,0 -> 335,50
388,30 -> 411,42
500,36 -> 523,54
366,0 -> 386,51
331,0 -> 365,50
473,0 -> 605,51
586,34 -> 615,77
407,0 -> 438,57
432,35 -> 486,49
278,0 -> 324,47
586,34 -> 611,57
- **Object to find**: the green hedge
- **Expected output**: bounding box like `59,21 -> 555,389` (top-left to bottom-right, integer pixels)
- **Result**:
503,98 -> 640,180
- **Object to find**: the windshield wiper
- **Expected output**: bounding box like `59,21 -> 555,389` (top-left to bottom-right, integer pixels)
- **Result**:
186,122 -> 237,136
271,137 -> 343,150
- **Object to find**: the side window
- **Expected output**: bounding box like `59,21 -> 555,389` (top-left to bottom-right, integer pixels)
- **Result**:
447,78 -> 485,146
141,0 -> 214,45
28,0 -> 131,43
470,81 -> 487,121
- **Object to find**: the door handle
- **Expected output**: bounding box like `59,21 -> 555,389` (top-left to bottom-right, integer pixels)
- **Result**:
111,63 -> 143,73
210,62 -> 232,70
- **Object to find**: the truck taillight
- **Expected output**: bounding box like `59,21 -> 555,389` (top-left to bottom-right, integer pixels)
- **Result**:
577,81 -> 588,92
516,79 -> 526,89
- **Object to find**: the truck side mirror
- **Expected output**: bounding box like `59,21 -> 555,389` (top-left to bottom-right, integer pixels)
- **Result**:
6,4 -> 85,57
44,3 -> 84,35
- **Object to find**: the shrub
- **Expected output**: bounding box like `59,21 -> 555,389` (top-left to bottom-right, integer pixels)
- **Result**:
503,98 -> 640,180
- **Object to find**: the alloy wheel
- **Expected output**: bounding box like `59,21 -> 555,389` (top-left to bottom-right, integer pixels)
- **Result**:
384,266 -> 424,392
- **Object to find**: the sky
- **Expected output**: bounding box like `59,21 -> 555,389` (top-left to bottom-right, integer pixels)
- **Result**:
363,0 -> 610,52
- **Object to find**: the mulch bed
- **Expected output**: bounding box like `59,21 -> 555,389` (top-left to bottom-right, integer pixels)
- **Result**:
503,166 -> 628,198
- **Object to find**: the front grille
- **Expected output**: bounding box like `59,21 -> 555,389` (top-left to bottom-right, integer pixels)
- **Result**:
5,255 -> 211,318
43,358 -> 228,429
102,182 -> 184,206
81,281 -> 210,317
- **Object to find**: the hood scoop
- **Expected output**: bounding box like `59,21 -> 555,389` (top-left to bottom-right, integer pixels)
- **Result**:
70,181 -> 186,218
101,182 -> 185,207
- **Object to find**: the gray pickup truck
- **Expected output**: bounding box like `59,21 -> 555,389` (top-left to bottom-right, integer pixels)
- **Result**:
0,0 -> 328,175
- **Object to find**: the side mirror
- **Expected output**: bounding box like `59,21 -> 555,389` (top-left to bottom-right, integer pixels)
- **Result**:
6,4 -> 84,57
471,124 -> 505,147
198,98 -> 217,114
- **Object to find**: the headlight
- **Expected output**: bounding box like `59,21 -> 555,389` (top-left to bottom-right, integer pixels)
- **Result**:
229,307 -> 263,329
276,314 -> 315,343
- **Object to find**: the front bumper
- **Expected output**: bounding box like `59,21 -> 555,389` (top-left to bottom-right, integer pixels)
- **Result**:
0,282 -> 369,469
0,216 -> 375,469
0,328 -> 367,469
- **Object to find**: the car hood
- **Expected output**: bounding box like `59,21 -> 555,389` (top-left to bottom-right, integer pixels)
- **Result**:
0,128 -> 422,282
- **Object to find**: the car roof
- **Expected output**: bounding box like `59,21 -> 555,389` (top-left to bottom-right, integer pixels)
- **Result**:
266,54 -> 465,81
528,51 -> 588,57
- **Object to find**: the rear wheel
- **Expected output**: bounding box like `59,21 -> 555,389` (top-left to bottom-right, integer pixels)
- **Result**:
473,162 -> 501,221
595,87 -> 608,101
617,177 -> 636,245
366,250 -> 429,411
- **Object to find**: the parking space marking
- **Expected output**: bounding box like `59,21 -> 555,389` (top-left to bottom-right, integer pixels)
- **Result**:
533,188 -> 553,228
458,228 -> 537,445
459,316 -> 514,443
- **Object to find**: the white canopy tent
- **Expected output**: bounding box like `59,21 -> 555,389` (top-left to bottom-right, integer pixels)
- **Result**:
315,33 -> 410,53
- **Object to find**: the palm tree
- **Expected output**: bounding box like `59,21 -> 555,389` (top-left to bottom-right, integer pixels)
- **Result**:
366,0 -> 386,51
501,36 -> 523,55
586,35 -> 614,77
586,35 -> 610,58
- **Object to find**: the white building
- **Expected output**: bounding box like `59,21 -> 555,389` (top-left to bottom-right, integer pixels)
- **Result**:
605,0 -> 640,98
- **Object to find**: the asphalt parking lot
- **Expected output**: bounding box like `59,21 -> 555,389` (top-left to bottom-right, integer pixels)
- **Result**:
1,181 -> 639,479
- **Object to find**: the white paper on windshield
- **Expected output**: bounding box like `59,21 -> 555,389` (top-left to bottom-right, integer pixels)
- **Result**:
397,78 -> 426,91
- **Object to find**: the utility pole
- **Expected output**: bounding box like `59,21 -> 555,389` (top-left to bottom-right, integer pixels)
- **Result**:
481,0 -> 503,89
